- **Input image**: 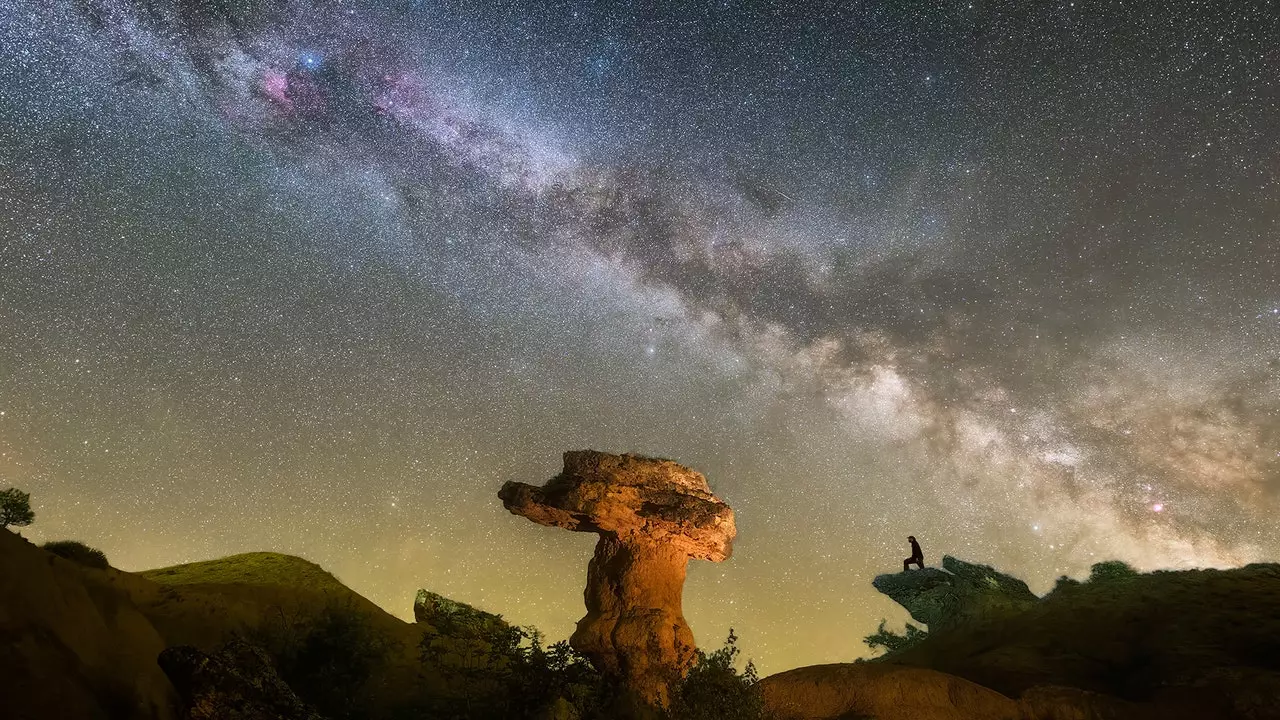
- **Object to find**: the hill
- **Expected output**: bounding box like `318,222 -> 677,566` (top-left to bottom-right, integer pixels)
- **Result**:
759,558 -> 1280,720
140,552 -> 354,591
0,530 -> 531,719
888,562 -> 1280,715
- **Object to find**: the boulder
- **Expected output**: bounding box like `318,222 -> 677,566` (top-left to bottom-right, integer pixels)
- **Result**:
758,662 -> 1019,720
158,638 -> 325,720
499,450 -> 736,711
873,555 -> 1038,630
1016,685 -> 1153,720
413,588 -> 500,627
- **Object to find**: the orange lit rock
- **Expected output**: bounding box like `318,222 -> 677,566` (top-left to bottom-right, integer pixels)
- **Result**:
499,450 -> 736,711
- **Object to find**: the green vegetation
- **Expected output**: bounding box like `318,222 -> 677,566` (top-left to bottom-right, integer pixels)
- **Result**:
670,629 -> 763,720
0,487 -> 34,530
405,619 -> 763,720
1044,562 -> 1139,599
1088,559 -> 1139,583
862,619 -> 927,656
259,601 -> 390,719
141,551 -> 350,591
413,608 -> 607,719
42,540 -> 109,569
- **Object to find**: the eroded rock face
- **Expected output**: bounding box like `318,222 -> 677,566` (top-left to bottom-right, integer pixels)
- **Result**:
873,555 -> 1038,630
158,638 -> 324,720
499,450 -> 736,711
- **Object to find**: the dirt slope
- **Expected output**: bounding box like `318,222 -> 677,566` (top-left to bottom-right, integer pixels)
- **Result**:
0,530 -> 177,720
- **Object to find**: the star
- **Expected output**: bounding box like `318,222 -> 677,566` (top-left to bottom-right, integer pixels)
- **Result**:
0,0 -> 1275,677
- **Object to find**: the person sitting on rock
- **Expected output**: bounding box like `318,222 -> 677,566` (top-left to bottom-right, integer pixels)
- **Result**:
903,536 -> 924,571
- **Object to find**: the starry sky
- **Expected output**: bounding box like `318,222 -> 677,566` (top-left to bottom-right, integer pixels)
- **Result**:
1,0 -> 1278,674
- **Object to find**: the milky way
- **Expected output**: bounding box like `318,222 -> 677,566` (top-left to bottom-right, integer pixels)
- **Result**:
1,0 -> 1277,673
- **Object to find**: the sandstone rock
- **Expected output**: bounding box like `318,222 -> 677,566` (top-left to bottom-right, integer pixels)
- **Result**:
413,588 -> 500,627
873,555 -> 1038,630
158,638 -> 325,720
758,662 -> 1019,720
1188,666 -> 1280,720
499,450 -> 736,711
1016,685 -> 1152,720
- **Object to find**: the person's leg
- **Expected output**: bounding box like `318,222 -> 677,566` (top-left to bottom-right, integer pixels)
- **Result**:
904,558 -> 911,572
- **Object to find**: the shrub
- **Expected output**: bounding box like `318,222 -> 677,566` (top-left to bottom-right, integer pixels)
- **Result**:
0,487 -> 34,530
416,611 -> 610,720
670,629 -> 763,720
863,619 -> 927,656
1043,574 -> 1081,599
411,621 -> 762,720
272,601 -> 389,719
1088,560 -> 1139,583
42,540 -> 109,569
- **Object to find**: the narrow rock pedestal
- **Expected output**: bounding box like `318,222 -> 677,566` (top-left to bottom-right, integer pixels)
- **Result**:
499,450 -> 737,713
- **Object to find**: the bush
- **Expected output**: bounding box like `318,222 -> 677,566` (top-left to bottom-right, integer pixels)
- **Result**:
0,487 -> 34,530
42,540 -> 109,569
863,619 -> 927,656
670,629 -> 763,720
1088,560 -> 1139,583
411,621 -> 762,720
271,601 -> 389,719
1043,574 -> 1081,599
416,612 -> 608,720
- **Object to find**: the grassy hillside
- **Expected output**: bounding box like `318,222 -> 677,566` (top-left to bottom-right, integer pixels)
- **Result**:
128,552 -> 428,718
141,552 -> 352,593
132,551 -> 549,719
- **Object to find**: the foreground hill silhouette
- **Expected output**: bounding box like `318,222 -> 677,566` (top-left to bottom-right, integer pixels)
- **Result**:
0,529 -> 533,719
761,555 -> 1280,720
7,522 -> 1280,719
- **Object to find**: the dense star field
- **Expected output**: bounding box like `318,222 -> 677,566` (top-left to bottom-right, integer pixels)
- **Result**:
1,0 -> 1277,673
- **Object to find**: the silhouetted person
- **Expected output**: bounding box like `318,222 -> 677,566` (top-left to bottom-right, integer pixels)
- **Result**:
903,535 -> 924,571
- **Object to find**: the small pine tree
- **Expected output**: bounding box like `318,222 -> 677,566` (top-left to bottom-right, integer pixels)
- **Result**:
670,629 -> 763,720
863,619 -> 927,656
0,487 -> 34,530
276,602 -> 389,719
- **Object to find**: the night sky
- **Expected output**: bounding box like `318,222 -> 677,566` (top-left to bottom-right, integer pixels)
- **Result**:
1,0 -> 1278,674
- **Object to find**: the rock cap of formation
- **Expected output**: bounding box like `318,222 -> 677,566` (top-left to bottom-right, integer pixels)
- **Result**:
499,449 -> 736,560
872,555 -> 1038,630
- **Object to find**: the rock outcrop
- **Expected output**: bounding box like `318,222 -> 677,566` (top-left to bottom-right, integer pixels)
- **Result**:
873,555 -> 1038,630
158,638 -> 324,720
414,588 -> 501,627
499,450 -> 736,711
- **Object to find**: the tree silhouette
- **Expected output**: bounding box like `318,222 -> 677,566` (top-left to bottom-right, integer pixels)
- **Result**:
0,487 -> 34,530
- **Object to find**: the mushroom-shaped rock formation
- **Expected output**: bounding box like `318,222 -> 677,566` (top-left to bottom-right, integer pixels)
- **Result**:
872,555 -> 1038,631
499,450 -> 736,711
